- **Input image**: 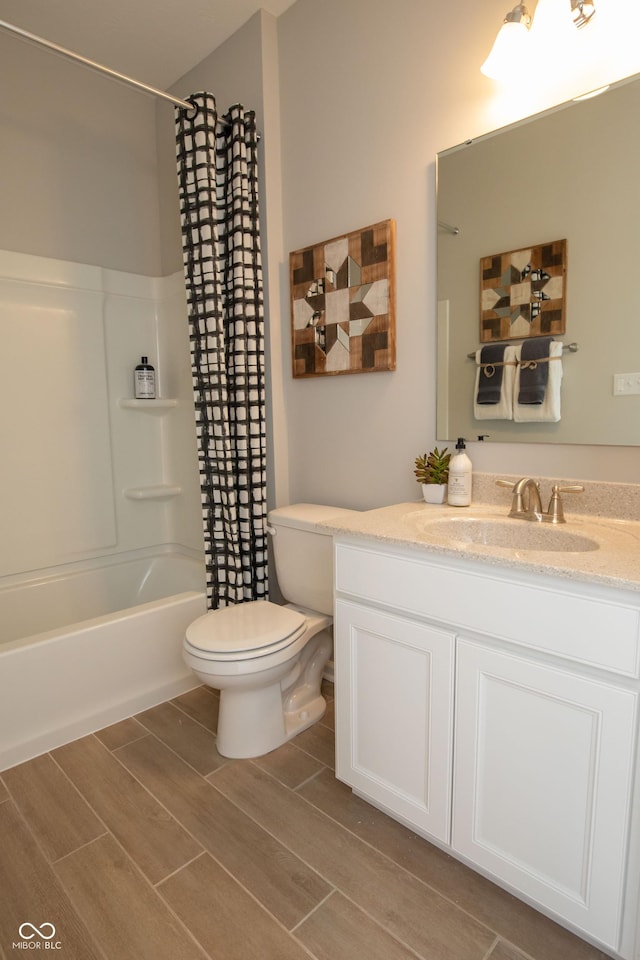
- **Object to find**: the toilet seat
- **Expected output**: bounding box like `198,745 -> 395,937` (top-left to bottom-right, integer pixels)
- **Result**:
184,600 -> 307,662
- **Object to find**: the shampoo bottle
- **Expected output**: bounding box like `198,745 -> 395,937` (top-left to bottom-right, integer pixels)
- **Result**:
134,356 -> 156,400
447,437 -> 472,507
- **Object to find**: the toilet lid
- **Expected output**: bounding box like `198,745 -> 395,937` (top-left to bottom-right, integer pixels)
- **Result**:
185,600 -> 306,655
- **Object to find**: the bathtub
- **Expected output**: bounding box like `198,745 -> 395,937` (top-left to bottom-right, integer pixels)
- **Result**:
0,550 -> 207,770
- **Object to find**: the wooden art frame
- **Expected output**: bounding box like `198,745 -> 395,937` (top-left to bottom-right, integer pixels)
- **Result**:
480,239 -> 567,343
290,219 -> 396,378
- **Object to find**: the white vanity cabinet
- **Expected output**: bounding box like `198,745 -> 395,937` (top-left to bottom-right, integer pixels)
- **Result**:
333,538 -> 640,957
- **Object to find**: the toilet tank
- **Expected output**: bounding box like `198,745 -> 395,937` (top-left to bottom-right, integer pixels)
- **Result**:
268,503 -> 358,615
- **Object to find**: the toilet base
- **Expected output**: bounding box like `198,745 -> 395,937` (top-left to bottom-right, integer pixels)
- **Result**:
284,692 -> 326,741
214,624 -> 333,759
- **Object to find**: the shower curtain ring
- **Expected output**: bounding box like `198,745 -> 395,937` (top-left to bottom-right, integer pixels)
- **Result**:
184,99 -> 199,121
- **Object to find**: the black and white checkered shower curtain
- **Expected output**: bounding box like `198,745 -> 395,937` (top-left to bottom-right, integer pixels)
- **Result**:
175,94 -> 268,609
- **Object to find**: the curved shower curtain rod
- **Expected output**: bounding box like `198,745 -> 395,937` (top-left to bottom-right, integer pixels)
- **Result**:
1,18 -> 198,115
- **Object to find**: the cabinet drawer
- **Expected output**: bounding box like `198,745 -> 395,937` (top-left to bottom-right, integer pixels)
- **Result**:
335,542 -> 640,677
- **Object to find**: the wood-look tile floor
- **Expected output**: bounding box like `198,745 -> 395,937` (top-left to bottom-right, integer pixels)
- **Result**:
0,682 -> 613,960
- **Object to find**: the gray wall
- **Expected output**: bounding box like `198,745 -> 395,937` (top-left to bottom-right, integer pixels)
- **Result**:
0,30 -> 162,275
3,0 -> 640,541
275,0 -> 640,507
158,10 -> 268,276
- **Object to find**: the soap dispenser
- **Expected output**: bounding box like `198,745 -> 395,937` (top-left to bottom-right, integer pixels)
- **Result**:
447,438 -> 472,507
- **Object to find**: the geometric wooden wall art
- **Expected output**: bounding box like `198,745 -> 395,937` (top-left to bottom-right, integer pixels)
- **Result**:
290,219 -> 396,377
480,238 -> 567,343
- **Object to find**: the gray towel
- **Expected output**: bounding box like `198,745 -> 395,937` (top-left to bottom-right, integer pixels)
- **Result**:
477,344 -> 507,404
518,337 -> 553,404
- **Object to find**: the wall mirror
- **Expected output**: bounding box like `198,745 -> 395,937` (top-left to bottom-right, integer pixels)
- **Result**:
436,74 -> 640,446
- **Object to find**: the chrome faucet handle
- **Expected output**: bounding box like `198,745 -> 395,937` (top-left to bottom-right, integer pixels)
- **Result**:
545,484 -> 585,524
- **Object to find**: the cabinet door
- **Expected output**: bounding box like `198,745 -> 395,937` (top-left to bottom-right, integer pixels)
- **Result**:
335,599 -> 454,843
453,637 -> 637,951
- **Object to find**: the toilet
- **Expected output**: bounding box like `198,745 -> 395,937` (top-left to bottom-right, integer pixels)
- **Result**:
183,503 -> 357,758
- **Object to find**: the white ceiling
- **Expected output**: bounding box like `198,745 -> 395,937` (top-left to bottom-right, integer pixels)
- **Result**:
0,0 -> 297,90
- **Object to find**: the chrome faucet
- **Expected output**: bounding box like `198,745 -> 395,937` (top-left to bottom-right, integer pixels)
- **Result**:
496,478 -> 584,523
497,477 -> 543,520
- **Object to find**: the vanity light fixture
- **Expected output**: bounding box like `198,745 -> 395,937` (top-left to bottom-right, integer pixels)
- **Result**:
480,3 -> 532,79
570,0 -> 596,28
481,0 -> 596,79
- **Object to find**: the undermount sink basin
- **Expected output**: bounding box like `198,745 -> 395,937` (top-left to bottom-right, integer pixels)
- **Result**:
414,516 -> 600,553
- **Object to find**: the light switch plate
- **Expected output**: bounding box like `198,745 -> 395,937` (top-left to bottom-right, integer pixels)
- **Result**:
613,373 -> 640,396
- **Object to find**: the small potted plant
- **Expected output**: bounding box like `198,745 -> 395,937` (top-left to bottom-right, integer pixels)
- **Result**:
414,446 -> 451,504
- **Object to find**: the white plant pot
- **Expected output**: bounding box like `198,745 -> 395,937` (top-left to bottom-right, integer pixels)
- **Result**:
422,483 -> 448,504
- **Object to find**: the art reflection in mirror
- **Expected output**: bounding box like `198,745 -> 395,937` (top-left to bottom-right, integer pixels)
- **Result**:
436,76 -> 640,446
479,239 -> 567,342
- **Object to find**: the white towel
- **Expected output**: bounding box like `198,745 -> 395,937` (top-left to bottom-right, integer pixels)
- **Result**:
473,345 -> 517,420
513,340 -> 563,422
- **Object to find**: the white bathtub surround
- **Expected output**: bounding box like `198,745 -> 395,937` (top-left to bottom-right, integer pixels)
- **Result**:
0,248 -> 202,581
0,549 -> 206,771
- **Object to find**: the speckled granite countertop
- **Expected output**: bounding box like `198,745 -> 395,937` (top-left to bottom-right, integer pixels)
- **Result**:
320,474 -> 640,593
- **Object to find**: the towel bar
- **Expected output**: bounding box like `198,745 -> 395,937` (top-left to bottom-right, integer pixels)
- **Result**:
467,341 -> 578,361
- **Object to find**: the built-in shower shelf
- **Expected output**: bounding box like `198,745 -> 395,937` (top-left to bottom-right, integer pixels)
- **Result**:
118,398 -> 178,413
124,485 -> 182,500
